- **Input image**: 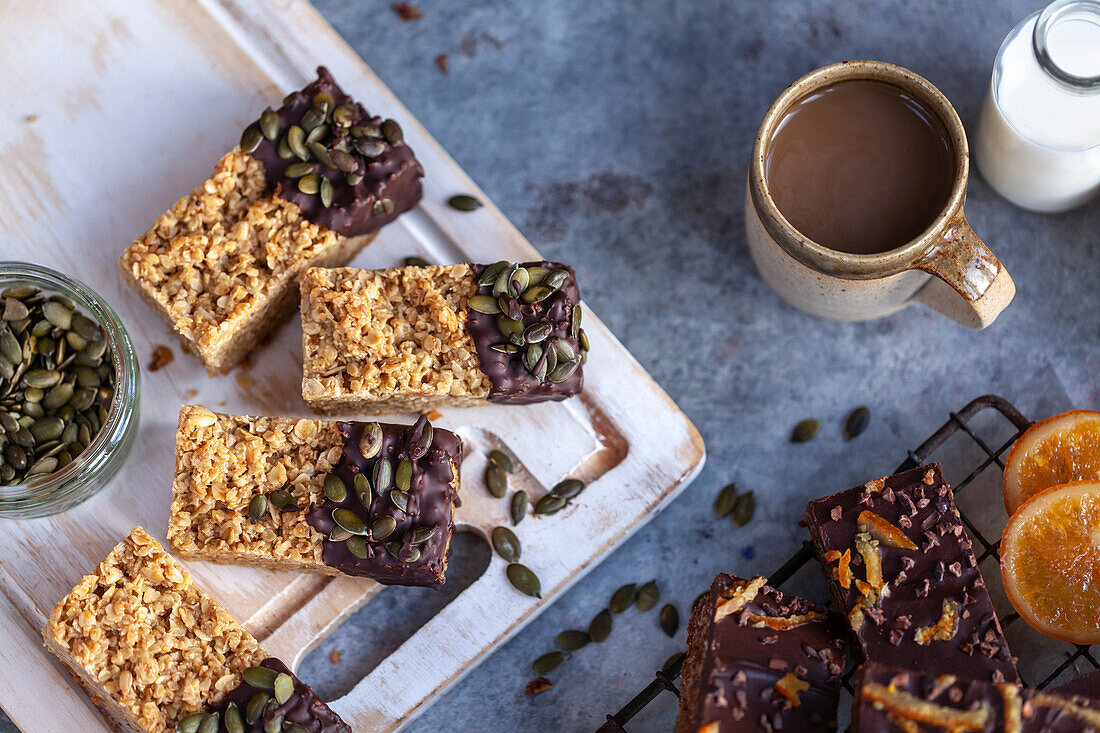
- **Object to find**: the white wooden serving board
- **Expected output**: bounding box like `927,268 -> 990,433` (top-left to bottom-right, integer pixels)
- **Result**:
0,1 -> 705,731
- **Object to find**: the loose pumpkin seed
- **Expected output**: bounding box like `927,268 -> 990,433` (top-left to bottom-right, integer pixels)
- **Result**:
662,652 -> 685,674
273,672 -> 294,704
589,609 -> 612,642
659,604 -> 679,637
845,406 -> 870,440
511,490 -> 528,525
491,526 -> 521,562
556,629 -> 590,651
506,562 -> 542,598
534,494 -> 567,515
371,515 -> 397,541
358,422 -> 383,459
239,123 -> 263,154
324,473 -> 348,502
531,651 -> 569,674
610,584 -> 637,613
637,580 -> 660,612
550,478 -> 584,500
242,665 -> 278,690
731,491 -> 755,527
485,462 -> 508,498
714,482 -> 738,517
332,508 -> 368,535
404,256 -> 430,267
791,418 -> 820,443
447,194 -> 482,212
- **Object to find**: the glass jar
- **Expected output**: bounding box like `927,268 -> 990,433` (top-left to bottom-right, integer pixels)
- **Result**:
974,0 -> 1100,212
0,262 -> 139,518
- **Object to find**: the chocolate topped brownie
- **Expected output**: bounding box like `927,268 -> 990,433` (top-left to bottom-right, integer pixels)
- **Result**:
169,406 -> 461,587
248,66 -> 423,238
1054,669 -> 1100,701
853,662 -> 1100,732
676,574 -> 847,733
804,463 -> 1017,683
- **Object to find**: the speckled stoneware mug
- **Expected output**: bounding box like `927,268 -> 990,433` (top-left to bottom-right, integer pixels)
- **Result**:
746,60 -> 1015,328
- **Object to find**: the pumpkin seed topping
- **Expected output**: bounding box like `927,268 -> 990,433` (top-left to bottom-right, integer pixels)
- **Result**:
242,665 -> 278,690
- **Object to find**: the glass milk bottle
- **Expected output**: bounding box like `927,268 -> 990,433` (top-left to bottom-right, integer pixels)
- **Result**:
974,0 -> 1100,212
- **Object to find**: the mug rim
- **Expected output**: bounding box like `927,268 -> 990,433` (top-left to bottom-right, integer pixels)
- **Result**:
749,60 -> 969,279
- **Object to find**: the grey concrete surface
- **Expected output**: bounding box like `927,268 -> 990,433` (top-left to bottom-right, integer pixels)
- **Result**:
5,1 -> 1097,731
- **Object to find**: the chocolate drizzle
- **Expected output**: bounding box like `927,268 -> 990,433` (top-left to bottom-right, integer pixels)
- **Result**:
250,66 -> 424,237
204,658 -> 349,733
467,261 -> 584,403
304,417 -> 461,586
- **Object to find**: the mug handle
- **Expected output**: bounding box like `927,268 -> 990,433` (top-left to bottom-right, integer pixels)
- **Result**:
911,214 -> 1015,329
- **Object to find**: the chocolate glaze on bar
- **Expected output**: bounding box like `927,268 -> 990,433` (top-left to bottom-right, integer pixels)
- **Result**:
1055,669 -> 1100,701
467,261 -> 584,403
804,463 -> 1018,683
251,66 -> 423,237
305,417 -> 461,586
206,658 -> 350,733
677,574 -> 846,733
853,662 -> 1100,732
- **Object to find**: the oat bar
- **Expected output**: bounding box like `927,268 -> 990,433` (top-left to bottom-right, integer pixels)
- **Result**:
168,405 -> 461,587
804,463 -> 1018,683
1054,669 -> 1100,701
852,662 -> 1100,731
43,527 -> 350,733
300,260 -> 586,413
675,574 -> 847,733
119,66 -> 423,374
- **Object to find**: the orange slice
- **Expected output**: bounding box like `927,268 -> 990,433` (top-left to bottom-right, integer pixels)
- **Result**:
1000,480 -> 1100,644
1003,410 -> 1100,515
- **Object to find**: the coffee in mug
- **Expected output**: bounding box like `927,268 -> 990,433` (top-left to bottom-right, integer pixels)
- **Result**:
765,81 -> 955,255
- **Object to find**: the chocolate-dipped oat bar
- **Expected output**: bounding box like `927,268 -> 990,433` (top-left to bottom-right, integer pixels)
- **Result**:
43,527 -> 350,733
299,261 -> 586,413
168,405 -> 460,587
120,66 -> 423,374
1054,669 -> 1100,701
676,574 -> 847,733
804,463 -> 1018,683
852,662 -> 1100,731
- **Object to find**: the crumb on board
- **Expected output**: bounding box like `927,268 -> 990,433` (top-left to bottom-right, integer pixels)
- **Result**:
525,677 -> 553,697
393,2 -> 421,20
424,409 -> 443,421
185,388 -> 199,400
239,355 -> 253,370
435,53 -> 449,74
25,114 -> 38,123
330,649 -> 342,664
148,345 -> 174,372
236,374 -> 253,389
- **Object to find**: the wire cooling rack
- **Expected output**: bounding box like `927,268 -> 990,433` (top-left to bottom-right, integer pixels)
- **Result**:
596,394 -> 1095,732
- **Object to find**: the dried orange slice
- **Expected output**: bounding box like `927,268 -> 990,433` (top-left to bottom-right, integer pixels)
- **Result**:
1003,409 -> 1100,515
1000,480 -> 1100,644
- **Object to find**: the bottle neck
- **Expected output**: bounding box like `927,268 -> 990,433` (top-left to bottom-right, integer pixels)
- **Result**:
1033,0 -> 1100,93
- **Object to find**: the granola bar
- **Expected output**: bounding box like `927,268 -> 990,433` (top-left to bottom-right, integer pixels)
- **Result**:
852,662 -> 1100,731
43,527 -> 350,733
168,405 -> 461,587
300,261 -> 586,413
804,463 -> 1018,683
676,574 -> 847,733
119,66 -> 423,374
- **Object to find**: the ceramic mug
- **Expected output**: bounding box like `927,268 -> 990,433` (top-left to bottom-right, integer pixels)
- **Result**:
745,60 -> 1015,329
